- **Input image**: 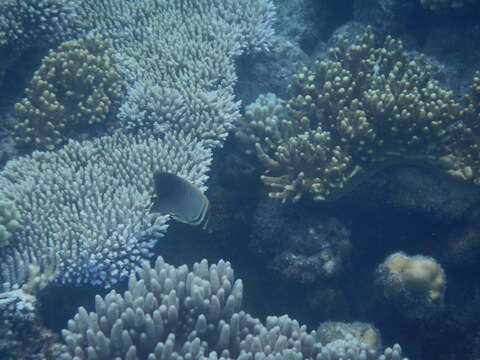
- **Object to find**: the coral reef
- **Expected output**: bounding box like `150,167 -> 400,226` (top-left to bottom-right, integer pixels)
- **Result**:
0,131 -> 211,288
419,0 -> 476,11
440,71 -> 480,184
0,0 -> 276,290
0,264 -> 59,359
342,164 -> 480,222
317,321 -> 382,354
441,208 -> 480,266
75,0 -> 275,147
0,288 -> 58,359
14,36 -> 124,150
59,256 -> 408,360
307,288 -> 350,320
0,191 -> 21,248
250,199 -> 352,284
0,113 -> 19,167
462,71 -> 480,129
0,0 -> 77,50
237,28 -> 480,202
376,252 -> 446,318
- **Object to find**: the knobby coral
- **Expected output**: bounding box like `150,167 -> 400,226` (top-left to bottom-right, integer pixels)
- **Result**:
14,36 -> 124,150
59,256 -> 409,360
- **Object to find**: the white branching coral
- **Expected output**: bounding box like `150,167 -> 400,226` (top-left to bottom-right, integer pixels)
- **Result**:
1,0 -> 276,290
1,0 -> 275,292
75,0 -> 276,147
59,256 -> 409,360
0,0 -> 77,49
0,132 -> 211,288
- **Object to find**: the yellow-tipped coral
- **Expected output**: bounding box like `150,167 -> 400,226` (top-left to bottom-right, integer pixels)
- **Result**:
376,252 -> 446,318
237,28 -> 480,202
14,36 -> 124,151
442,71 -> 480,183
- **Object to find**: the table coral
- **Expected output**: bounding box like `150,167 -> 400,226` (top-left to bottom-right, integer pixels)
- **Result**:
0,131 -> 211,288
77,0 -> 275,148
14,36 -> 124,150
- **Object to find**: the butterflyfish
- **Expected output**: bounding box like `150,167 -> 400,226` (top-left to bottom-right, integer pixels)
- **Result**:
151,172 -> 210,229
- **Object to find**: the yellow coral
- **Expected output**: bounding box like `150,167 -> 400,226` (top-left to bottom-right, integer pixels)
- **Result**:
385,252 -> 445,303
14,36 -> 124,150
238,28 -> 473,202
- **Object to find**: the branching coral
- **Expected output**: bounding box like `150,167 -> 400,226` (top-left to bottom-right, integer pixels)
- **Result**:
14,36 -> 124,150
0,0 -> 77,49
75,0 -> 275,147
0,131 -> 211,288
0,192 -> 21,248
1,0 -> 276,291
440,71 -> 480,182
237,28 -> 479,202
59,256 -> 409,360
463,71 -> 480,130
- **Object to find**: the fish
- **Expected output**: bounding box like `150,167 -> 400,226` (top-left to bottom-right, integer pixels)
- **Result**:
151,171 -> 210,230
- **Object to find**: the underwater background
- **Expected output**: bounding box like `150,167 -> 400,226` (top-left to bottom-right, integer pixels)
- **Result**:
0,0 -> 480,359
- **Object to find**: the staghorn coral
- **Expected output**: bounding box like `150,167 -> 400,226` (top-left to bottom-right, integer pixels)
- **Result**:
0,131 -> 211,289
237,28 -> 478,202
75,0 -> 275,147
59,256 -> 409,360
14,36 -> 124,151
